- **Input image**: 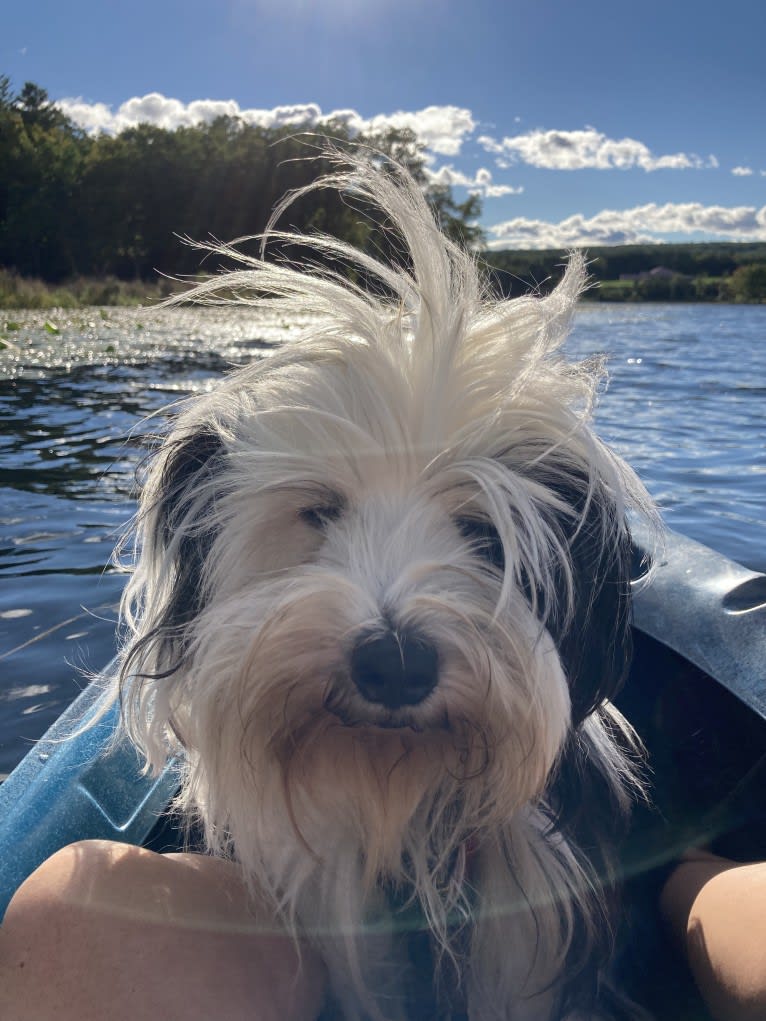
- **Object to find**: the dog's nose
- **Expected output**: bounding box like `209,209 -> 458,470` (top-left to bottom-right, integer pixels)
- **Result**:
350,629 -> 438,709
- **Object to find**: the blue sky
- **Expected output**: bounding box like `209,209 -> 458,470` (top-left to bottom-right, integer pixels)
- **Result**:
4,0 -> 765,247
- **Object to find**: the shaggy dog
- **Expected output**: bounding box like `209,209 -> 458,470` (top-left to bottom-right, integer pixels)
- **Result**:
115,155 -> 653,1020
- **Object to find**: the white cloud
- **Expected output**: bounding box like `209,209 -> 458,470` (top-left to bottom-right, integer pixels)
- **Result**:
732,165 -> 754,176
56,99 -> 116,134
362,105 -> 475,156
478,127 -> 716,172
425,164 -> 523,198
56,93 -> 475,156
487,202 -> 766,249
57,93 -> 327,134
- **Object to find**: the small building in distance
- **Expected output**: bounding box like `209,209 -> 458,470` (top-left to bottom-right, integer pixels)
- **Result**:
619,266 -> 688,281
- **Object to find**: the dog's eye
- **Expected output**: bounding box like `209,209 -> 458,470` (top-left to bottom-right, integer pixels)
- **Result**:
455,517 -> 505,568
299,500 -> 344,531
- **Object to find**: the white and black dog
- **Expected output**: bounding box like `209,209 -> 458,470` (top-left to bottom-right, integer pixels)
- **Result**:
115,155 -> 654,1020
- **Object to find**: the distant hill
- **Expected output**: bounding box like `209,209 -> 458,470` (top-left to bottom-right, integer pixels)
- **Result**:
484,243 -> 766,302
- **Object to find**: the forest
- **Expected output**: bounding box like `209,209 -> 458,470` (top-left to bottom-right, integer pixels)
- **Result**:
1,74 -> 765,307
0,75 -> 480,298
486,244 -> 766,303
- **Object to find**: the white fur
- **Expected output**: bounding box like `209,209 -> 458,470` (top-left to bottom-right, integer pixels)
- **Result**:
114,153 -> 654,1020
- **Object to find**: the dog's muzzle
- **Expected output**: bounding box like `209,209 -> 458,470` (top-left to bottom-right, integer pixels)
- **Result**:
350,628 -> 438,709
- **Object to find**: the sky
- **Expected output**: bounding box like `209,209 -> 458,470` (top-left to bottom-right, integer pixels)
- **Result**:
3,0 -> 766,248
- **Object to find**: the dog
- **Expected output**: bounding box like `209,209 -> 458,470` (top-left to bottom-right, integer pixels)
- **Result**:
114,154 -> 654,1020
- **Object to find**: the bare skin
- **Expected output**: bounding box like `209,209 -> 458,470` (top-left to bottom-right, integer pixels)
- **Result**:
660,849 -> 766,1021
0,840 -> 327,1021
1,840 -> 764,1020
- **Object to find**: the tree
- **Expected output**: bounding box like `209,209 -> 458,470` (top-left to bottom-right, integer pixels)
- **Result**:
0,78 -> 90,278
427,185 -> 484,248
15,81 -> 74,132
728,263 -> 766,303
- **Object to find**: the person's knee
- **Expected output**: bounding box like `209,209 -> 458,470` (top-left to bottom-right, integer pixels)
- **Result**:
0,841 -> 138,1020
0,842 -> 327,1021
4,840 -> 129,930
662,857 -> 766,1021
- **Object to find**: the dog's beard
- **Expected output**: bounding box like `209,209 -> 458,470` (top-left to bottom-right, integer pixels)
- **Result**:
170,554 -> 570,875
156,562 -> 572,1019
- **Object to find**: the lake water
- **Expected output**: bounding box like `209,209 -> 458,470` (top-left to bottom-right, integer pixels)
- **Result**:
1,302 -> 764,778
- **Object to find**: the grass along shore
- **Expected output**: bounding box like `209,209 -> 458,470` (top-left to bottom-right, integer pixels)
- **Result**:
2,263 -> 765,312
0,269 -> 179,310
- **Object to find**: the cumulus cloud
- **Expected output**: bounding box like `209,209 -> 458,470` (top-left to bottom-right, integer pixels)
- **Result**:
425,164 -> 523,198
487,202 -> 766,249
361,105 -> 476,156
732,165 -> 754,176
56,99 -> 117,135
58,93 -> 326,134
478,127 -> 717,172
56,93 -> 475,156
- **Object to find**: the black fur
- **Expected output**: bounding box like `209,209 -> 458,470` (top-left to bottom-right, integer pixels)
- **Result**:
154,427 -> 226,629
548,479 -> 633,728
513,464 -> 639,1016
121,427 -> 226,686
504,453 -> 635,727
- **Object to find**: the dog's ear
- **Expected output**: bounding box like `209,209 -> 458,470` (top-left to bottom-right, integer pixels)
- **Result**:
118,427 -> 226,750
542,477 -> 633,730
148,426 -> 226,636
541,477 -> 637,924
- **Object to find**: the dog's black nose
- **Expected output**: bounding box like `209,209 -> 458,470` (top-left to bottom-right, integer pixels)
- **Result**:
350,629 -> 438,709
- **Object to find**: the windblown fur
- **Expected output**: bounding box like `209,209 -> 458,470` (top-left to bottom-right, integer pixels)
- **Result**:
115,153 -> 654,1020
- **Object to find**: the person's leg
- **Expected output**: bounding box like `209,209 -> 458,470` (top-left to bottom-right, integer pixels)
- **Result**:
660,849 -> 766,1021
0,840 -> 326,1021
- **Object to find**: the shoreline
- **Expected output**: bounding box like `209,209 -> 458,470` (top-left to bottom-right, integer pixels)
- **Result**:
0,270 -> 177,312
1,273 -> 764,313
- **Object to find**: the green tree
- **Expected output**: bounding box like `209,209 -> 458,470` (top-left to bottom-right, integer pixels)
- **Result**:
0,80 -> 90,278
728,263 -> 766,303
428,185 -> 484,248
16,81 -> 73,132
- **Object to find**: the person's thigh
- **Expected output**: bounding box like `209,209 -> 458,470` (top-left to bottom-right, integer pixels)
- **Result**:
0,840 -> 326,1021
